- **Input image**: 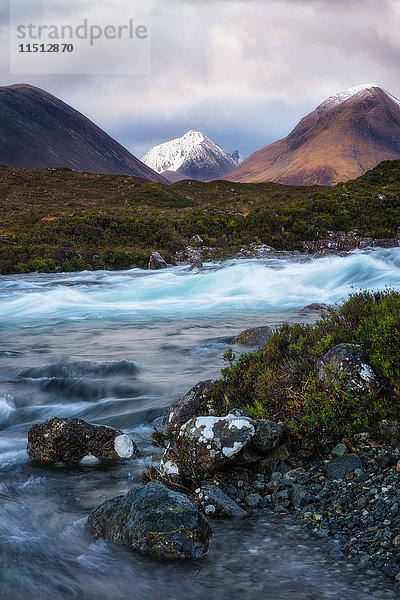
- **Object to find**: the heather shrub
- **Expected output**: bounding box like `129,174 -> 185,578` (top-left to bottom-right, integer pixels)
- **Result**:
209,290 -> 400,439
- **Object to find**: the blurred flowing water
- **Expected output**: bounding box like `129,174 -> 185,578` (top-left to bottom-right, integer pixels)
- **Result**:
1,248 -> 400,600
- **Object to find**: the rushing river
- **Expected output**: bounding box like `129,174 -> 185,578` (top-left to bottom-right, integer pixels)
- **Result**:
1,247 -> 400,600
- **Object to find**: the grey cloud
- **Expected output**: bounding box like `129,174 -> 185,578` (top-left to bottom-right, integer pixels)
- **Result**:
0,0 -> 399,159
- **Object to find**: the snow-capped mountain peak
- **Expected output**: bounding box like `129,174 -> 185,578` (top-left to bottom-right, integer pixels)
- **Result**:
141,130 -> 239,182
316,84 -> 400,115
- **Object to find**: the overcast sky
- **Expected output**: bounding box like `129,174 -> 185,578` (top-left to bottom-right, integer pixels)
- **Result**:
1,0 -> 400,158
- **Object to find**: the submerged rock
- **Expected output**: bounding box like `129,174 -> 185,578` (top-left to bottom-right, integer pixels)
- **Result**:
27,417 -> 138,463
232,326 -> 273,347
163,380 -> 228,429
88,481 -> 212,559
148,251 -> 168,270
316,344 -> 379,393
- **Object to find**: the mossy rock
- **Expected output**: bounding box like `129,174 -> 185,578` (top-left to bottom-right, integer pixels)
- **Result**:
88,481 -> 212,559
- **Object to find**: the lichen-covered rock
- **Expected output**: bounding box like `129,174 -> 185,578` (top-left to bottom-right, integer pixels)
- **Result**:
87,481 -> 212,559
148,251 -> 168,270
163,380 -> 228,429
232,326 -> 273,347
160,414 -> 256,481
191,485 -> 246,518
27,417 -> 138,463
251,419 -> 285,454
316,344 -> 379,393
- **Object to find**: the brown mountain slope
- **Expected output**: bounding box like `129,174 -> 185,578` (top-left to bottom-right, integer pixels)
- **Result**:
0,84 -> 166,183
223,85 -> 400,186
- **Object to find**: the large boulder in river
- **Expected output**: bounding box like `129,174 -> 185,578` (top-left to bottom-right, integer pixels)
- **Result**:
148,251 -> 168,270
163,380 -> 229,429
316,344 -> 379,393
160,413 -> 256,482
87,481 -> 212,559
27,417 -> 138,463
232,326 -> 273,347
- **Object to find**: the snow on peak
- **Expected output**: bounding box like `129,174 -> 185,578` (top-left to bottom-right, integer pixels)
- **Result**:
315,84 -> 400,115
141,130 -> 237,175
318,84 -> 380,113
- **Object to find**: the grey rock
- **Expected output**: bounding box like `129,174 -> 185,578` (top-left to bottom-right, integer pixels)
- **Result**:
163,380 -> 226,429
148,251 -> 168,270
88,482 -> 212,559
189,235 -> 204,246
245,493 -> 263,507
316,344 -> 379,393
160,413 -> 256,481
27,417 -> 138,463
325,454 -> 363,480
331,443 -> 348,457
299,303 -> 330,314
192,485 -> 246,518
232,326 -> 273,347
291,485 -> 311,508
251,419 -> 285,454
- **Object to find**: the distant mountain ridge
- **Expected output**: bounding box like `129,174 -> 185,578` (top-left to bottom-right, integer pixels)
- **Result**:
222,84 -> 400,186
141,130 -> 239,182
0,84 -> 166,183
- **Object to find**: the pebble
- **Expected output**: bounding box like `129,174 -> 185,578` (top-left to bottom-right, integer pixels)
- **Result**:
245,493 -> 263,507
219,439 -> 400,584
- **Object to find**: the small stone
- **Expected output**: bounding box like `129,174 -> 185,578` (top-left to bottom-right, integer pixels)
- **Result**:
314,513 -> 323,522
193,486 -> 246,518
252,480 -> 265,492
189,235 -> 204,246
357,497 -> 367,509
204,505 -> 216,515
392,535 -> 400,548
331,443 -> 348,457
245,493 -> 263,507
148,251 -> 168,270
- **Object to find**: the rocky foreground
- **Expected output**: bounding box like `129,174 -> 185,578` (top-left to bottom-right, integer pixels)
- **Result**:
25,332 -> 400,588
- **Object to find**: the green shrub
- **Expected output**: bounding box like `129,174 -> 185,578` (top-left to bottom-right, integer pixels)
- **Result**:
209,290 -> 400,439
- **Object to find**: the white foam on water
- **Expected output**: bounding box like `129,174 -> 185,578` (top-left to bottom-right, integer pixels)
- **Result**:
0,395 -> 16,426
0,248 -> 399,326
